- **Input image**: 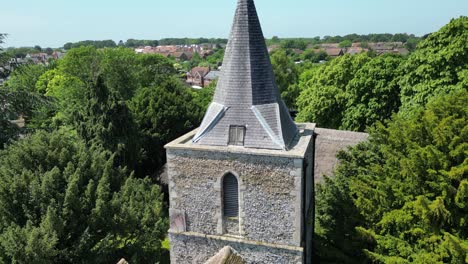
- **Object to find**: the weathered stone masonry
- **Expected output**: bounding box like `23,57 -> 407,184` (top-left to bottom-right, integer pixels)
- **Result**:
166,125 -> 315,263
168,150 -> 298,245
169,233 -> 303,264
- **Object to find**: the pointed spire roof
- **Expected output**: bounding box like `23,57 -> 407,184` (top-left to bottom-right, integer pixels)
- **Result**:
193,0 -> 298,150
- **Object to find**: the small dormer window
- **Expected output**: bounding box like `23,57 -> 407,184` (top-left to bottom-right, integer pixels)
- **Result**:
228,126 -> 245,146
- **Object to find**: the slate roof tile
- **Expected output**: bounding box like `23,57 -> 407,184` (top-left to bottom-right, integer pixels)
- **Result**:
193,0 -> 298,150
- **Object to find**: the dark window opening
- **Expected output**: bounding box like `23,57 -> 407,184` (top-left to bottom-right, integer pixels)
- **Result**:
223,173 -> 239,218
228,126 -> 245,146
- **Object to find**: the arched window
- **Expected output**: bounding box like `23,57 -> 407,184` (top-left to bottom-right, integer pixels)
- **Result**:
223,173 -> 239,218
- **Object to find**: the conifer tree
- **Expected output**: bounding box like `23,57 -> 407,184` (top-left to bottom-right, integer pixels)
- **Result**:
0,129 -> 168,263
315,90 -> 468,263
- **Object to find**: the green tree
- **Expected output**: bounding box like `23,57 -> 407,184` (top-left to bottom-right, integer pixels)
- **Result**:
296,53 -> 405,132
205,48 -> 225,68
0,129 -> 168,263
341,54 -> 404,131
124,39 -> 159,48
339,40 -> 352,48
45,47 -> 54,55
136,53 -> 177,87
315,90 -> 468,263
129,77 -> 204,177
296,53 -> 371,128
188,52 -> 202,69
72,76 -> 140,170
281,39 -> 308,50
31,46 -> 177,163
0,89 -> 22,147
6,64 -> 49,92
62,40 -> 117,50
270,49 -> 299,109
399,16 -> 468,110
301,49 -> 327,63
0,86 -> 51,148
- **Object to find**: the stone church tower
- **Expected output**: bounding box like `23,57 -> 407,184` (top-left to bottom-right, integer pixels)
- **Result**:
166,0 -> 331,263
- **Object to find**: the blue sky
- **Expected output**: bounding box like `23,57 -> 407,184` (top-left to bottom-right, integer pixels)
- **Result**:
1,0 -> 467,48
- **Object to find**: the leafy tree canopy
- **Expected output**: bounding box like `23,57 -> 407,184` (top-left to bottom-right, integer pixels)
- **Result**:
315,89 -> 468,263
24,46 -> 201,176
270,49 -> 300,109
0,44 -> 201,263
295,53 -> 407,132
6,64 -> 50,92
0,86 -> 50,148
296,53 -> 373,129
0,129 -> 168,263
339,40 -> 352,48
300,49 -> 328,63
63,40 -> 117,50
129,77 -> 205,176
342,54 -> 404,131
399,16 -> 468,109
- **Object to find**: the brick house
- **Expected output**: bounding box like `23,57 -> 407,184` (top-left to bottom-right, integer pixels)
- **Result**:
186,66 -> 211,87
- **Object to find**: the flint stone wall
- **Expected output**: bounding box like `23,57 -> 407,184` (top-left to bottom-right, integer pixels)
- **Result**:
167,148 -> 303,246
169,232 -> 303,264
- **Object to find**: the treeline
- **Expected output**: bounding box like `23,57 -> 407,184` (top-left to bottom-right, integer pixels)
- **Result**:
0,46 -> 214,262
125,37 -> 228,47
270,16 -> 466,263
62,33 -> 421,51
4,46 -> 57,58
63,39 -> 118,50
267,33 -> 422,50
63,38 -> 229,50
158,38 -> 228,46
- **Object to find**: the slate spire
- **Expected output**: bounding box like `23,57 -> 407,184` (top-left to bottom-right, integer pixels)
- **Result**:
193,0 -> 298,150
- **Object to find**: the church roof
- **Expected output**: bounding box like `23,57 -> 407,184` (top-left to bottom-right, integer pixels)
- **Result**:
313,128 -> 369,183
192,0 -> 298,150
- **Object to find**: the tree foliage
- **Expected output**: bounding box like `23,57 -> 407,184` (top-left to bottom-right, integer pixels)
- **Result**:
270,49 -> 299,109
296,49 -> 434,132
315,90 -> 468,263
296,53 -> 373,129
31,47 -> 182,171
63,40 -> 117,50
399,16 -> 468,109
0,88 -> 22,147
72,76 -> 141,169
0,87 -> 50,148
6,64 -> 50,92
0,44 -> 202,262
310,18 -> 468,263
295,17 -> 466,132
300,49 -> 328,63
342,54 -> 404,131
265,34 -> 421,49
0,129 -> 167,263
129,77 -> 205,177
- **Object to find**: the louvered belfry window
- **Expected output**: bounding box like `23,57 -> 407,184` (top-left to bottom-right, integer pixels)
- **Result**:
223,173 -> 239,218
228,126 -> 245,146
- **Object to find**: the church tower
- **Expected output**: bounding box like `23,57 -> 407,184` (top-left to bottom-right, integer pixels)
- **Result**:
166,0 -> 315,262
